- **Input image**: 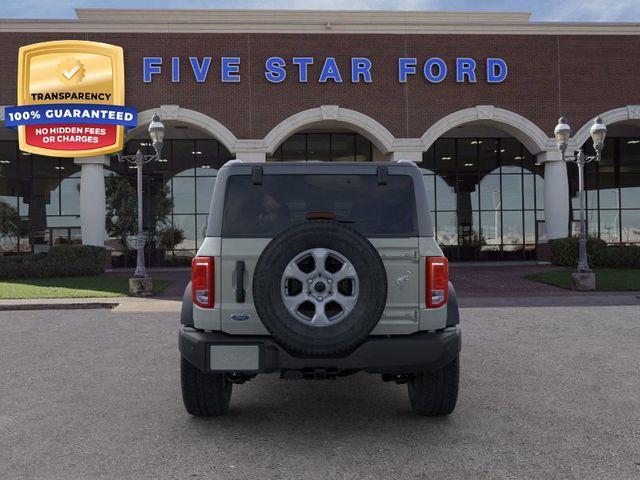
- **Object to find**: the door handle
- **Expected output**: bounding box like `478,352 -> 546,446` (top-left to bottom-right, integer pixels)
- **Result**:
235,261 -> 245,303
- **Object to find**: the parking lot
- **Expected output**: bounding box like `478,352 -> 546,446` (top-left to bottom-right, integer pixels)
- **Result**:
1,304 -> 639,480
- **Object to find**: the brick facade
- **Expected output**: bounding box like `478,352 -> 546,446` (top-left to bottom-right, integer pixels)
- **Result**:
0,32 -> 638,141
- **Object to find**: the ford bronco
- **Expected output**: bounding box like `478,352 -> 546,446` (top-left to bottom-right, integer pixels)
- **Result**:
179,160 -> 460,416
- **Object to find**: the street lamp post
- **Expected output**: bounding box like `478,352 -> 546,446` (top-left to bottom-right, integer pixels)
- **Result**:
117,114 -> 165,292
553,116 -> 607,289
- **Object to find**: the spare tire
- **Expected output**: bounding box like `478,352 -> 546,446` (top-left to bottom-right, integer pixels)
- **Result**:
253,221 -> 387,357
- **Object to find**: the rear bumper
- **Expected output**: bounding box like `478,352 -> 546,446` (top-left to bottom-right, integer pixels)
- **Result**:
179,326 -> 461,375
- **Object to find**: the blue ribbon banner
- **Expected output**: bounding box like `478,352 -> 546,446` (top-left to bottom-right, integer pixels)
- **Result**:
4,104 -> 138,128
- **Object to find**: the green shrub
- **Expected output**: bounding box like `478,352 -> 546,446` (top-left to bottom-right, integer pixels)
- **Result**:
550,237 -> 640,268
0,245 -> 106,279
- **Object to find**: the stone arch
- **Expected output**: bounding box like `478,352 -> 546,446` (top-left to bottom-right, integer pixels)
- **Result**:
420,105 -> 552,154
572,105 -> 640,148
263,105 -> 396,155
127,105 -> 239,153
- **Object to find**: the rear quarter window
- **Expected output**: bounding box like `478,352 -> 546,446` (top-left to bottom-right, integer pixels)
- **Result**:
221,174 -> 417,237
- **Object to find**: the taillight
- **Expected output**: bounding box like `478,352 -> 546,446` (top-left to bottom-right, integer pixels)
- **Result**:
426,257 -> 448,308
192,257 -> 215,308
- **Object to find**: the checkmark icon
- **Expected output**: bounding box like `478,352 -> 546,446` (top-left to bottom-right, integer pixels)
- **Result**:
62,64 -> 80,79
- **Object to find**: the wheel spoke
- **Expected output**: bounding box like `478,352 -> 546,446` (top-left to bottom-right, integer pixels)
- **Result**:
310,248 -> 329,274
333,292 -> 358,312
283,263 -> 307,282
281,291 -> 307,314
310,307 -> 331,326
332,263 -> 357,282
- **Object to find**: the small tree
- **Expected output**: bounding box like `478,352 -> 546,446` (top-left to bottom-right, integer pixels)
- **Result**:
157,226 -> 185,253
0,201 -> 21,250
105,176 -> 173,252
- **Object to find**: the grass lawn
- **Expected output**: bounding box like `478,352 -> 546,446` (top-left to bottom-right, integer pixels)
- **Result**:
526,268 -> 640,291
0,275 -> 170,299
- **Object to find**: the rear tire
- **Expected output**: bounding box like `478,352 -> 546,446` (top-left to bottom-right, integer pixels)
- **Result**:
407,356 -> 459,416
181,357 -> 232,417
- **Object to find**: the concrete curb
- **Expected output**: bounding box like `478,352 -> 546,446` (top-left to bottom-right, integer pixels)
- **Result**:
0,302 -> 119,312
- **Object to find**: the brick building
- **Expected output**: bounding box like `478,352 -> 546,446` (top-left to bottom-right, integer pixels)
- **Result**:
0,9 -> 639,263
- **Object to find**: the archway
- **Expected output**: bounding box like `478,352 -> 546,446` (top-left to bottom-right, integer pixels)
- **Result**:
418,115 -> 548,261
263,106 -> 396,160
569,107 -> 640,245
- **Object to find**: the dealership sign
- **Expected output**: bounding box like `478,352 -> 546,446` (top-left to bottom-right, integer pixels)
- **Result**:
5,40 -> 137,157
142,56 -> 508,84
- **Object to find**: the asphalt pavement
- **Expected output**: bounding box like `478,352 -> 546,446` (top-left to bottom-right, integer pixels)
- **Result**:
1,305 -> 639,480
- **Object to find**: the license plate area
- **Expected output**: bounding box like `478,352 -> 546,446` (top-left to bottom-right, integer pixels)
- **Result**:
209,344 -> 260,372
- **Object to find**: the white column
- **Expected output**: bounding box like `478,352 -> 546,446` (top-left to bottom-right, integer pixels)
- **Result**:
538,151 -> 569,239
235,151 -> 266,162
391,151 -> 422,163
74,155 -> 109,246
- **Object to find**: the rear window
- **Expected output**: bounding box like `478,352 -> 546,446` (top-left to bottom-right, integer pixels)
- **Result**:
221,174 -> 417,237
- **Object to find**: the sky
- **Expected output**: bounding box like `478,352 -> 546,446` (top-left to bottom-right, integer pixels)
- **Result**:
0,0 -> 639,22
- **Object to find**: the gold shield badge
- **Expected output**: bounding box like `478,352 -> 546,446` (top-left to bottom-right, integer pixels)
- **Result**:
15,40 -> 126,157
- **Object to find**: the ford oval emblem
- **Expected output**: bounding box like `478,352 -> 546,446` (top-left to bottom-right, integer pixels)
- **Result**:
230,313 -> 251,321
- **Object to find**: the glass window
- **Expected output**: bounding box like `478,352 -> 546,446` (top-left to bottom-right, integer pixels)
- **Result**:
436,211 -> 457,245
306,134 -> 331,162
0,141 -> 18,177
524,210 -> 536,245
457,138 -> 478,173
31,155 -> 59,178
282,134 -> 306,162
620,174 -> 640,209
619,138 -> 640,174
422,174 -> 435,209
222,174 -> 418,237
599,210 -> 620,243
173,140 -> 195,176
420,147 -> 434,171
194,139 -> 218,172
500,138 -> 523,174
502,175 -> 523,210
60,177 -> 80,215
355,134 -> 372,162
481,210 -> 501,246
434,139 -> 456,176
435,175 -> 456,211
455,176 -> 479,210
172,177 -> 195,214
331,134 -> 355,162
197,214 -> 209,247
479,175 -> 501,211
523,174 -> 536,210
196,176 -> 215,214
502,211 -> 524,247
621,210 -> 640,243
477,139 -> 498,174
172,214 -> 196,250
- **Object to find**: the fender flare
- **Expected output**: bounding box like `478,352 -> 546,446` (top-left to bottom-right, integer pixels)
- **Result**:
446,281 -> 460,327
180,281 -> 194,327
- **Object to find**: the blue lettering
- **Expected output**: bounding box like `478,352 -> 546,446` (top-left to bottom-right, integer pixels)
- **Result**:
189,57 -> 211,83
398,58 -> 417,83
292,57 -> 313,82
171,57 -> 180,83
319,57 -> 342,83
424,58 -> 447,83
487,58 -> 508,83
143,57 -> 162,83
351,57 -> 372,83
456,58 -> 477,83
265,56 -> 286,83
221,57 -> 241,83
